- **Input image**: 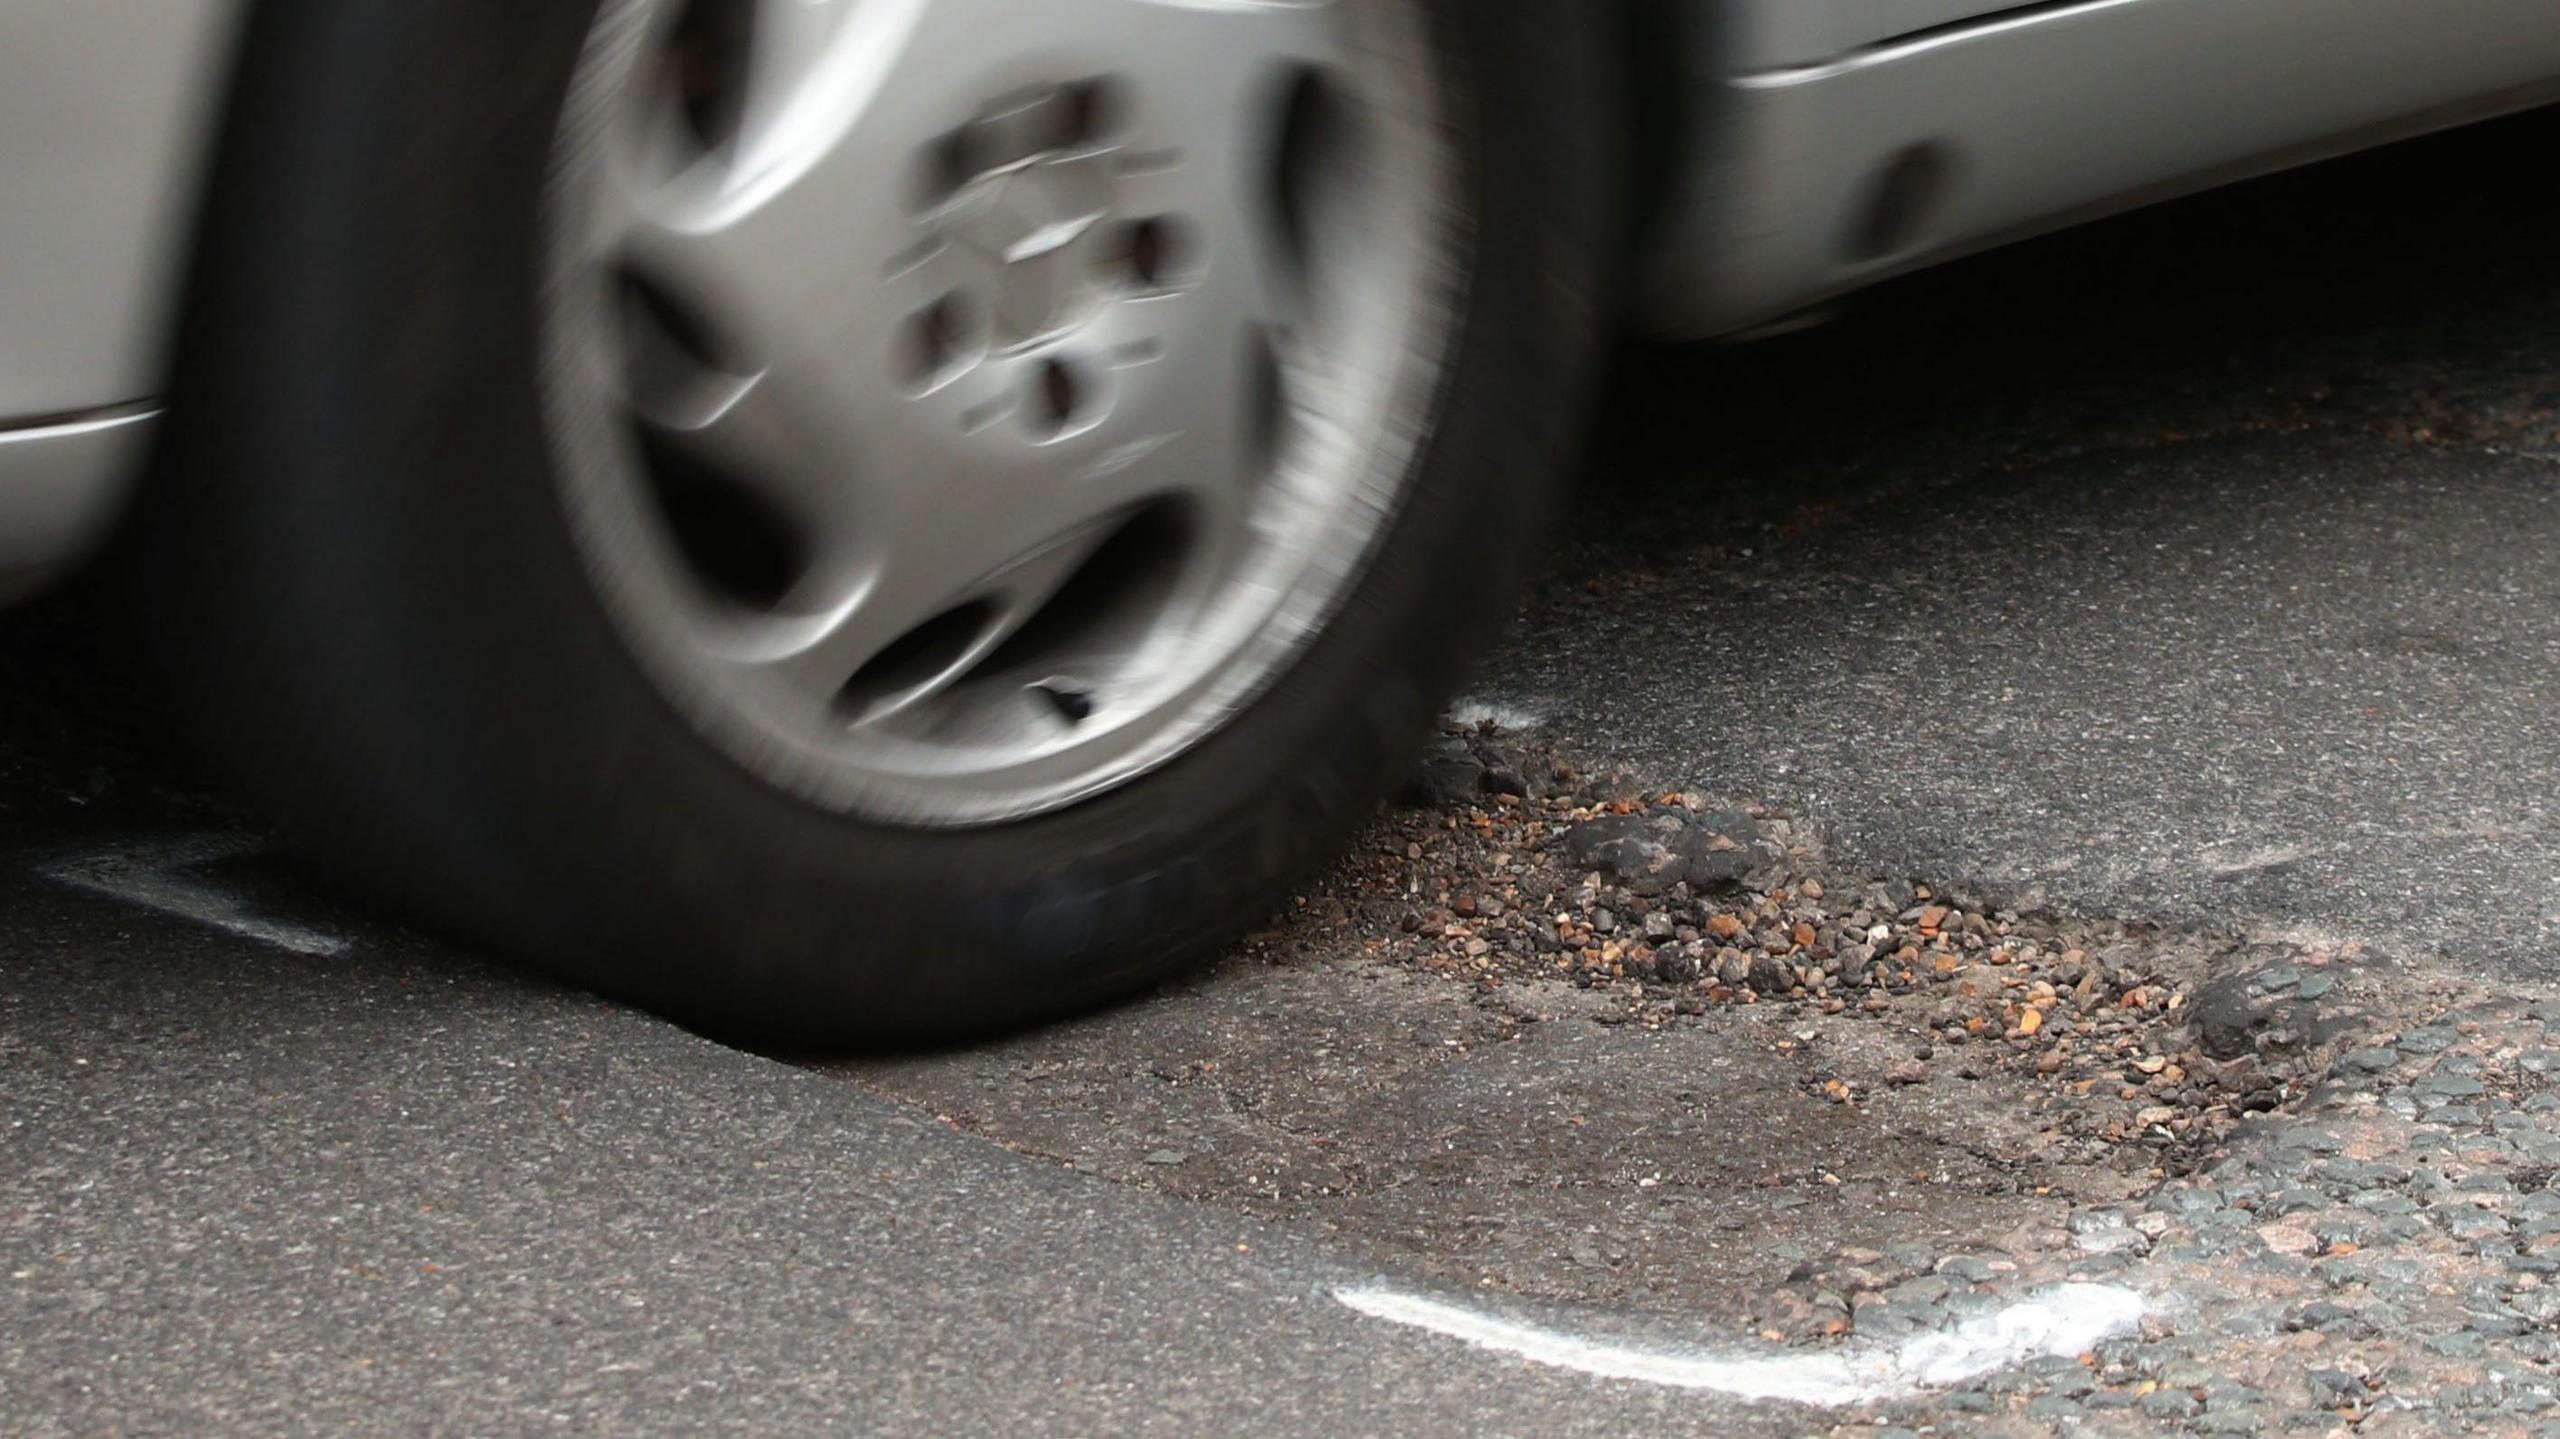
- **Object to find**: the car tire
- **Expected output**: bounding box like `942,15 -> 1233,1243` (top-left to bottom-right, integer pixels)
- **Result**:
152,0 -> 1620,1044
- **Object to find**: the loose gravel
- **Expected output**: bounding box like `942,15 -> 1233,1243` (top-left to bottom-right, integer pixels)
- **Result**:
1303,723 -> 2387,1177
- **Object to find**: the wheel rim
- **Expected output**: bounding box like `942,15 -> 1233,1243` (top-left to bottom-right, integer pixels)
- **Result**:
541,0 -> 1462,825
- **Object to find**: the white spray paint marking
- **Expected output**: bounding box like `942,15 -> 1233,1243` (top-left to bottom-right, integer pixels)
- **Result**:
1335,1282 -> 2146,1407
42,836 -> 351,957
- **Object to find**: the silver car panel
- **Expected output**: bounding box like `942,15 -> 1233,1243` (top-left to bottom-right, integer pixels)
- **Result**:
0,0 -> 245,595
0,0 -> 244,420
1639,0 -> 2560,336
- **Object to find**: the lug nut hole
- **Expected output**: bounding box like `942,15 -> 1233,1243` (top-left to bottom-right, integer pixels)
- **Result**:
1130,220 -> 1167,286
904,294 -> 977,386
1020,356 -> 1108,441
920,127 -> 982,207
1103,216 -> 1192,294
1036,359 -> 1082,433
1053,78 -> 1121,152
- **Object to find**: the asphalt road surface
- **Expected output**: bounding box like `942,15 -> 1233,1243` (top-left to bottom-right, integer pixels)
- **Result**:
6,109 -> 2559,1436
1478,110 -> 2560,975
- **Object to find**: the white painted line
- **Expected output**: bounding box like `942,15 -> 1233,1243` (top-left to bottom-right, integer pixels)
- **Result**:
41,835 -> 352,957
1335,1282 -> 2145,1407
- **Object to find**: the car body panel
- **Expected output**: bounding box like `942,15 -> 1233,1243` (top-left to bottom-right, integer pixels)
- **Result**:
1721,0 -> 2031,68
3,0 -> 2559,593
0,0 -> 242,418
1641,0 -> 2560,336
0,0 -> 244,595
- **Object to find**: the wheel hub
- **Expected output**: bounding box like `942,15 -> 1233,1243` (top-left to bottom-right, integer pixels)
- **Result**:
543,0 -> 1461,824
949,156 -> 1112,343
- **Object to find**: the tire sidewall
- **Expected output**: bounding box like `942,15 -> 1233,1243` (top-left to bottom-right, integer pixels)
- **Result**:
165,0 -> 1619,1042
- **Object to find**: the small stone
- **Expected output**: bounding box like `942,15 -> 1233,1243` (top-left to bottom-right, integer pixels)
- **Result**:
1748,952 -> 1793,994
2304,1370 -> 2366,1405
1935,1255 -> 1997,1283
2282,1301 -> 2367,1335
2140,1389 -> 2203,1420
2258,1223 -> 2320,1257
2071,1210 -> 2151,1256
2252,962 -> 2303,993
1561,811 -> 1758,896
1144,1149 -> 1188,1166
1402,747 -> 1490,809
2439,1206 -> 2512,1240
1883,1274 -> 1953,1306
2396,1027 -> 2460,1055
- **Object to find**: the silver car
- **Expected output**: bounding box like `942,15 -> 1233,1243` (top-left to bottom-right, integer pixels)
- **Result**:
4,0 -> 2555,1041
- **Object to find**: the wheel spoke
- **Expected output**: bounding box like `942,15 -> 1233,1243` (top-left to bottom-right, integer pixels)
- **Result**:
734,0 -> 865,141
738,499 -> 1126,723
1083,317 -> 1263,522
628,364 -> 864,533
594,0 -> 971,409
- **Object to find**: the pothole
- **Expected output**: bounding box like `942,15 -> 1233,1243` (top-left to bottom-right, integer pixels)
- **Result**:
845,727 -> 2437,1321
840,723 -> 2560,1429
